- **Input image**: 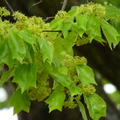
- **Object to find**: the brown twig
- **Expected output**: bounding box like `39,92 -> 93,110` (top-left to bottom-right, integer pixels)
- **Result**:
61,0 -> 68,11
42,30 -> 61,32
29,0 -> 42,11
4,0 -> 14,14
42,30 -> 71,32
44,0 -> 68,22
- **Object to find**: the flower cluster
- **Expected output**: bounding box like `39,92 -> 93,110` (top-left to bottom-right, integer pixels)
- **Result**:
0,20 -> 11,41
28,79 -> 51,102
13,12 -> 45,37
55,11 -> 68,19
64,100 -> 77,109
0,7 -> 10,17
61,52 -> 87,77
28,72 -> 51,102
77,2 -> 106,18
82,84 -> 96,95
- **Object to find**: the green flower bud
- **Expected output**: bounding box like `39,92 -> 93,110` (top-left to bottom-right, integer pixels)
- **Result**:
64,100 -> 77,109
82,84 -> 96,95
55,11 -> 67,19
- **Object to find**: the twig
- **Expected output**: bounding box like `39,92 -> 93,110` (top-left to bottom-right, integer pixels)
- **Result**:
42,30 -> 61,32
43,16 -> 54,22
42,30 -> 71,32
4,0 -> 14,14
61,0 -> 68,11
29,0 -> 42,11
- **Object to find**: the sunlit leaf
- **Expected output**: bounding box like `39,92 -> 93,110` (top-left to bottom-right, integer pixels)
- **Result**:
64,32 -> 77,54
37,38 -> 53,64
53,37 -> 64,61
76,100 -> 88,120
50,18 -> 63,38
76,65 -> 97,86
7,29 -> 26,63
53,73 -> 73,89
45,89 -> 65,112
84,93 -> 106,120
19,29 -> 37,48
13,64 -> 37,93
62,21 -> 72,38
67,6 -> 77,18
94,36 -> 105,44
0,67 -> 15,87
9,89 -> 31,114
86,14 -> 101,41
70,86 -> 82,96
72,23 -> 85,37
105,5 -> 120,21
0,41 -> 13,68
101,19 -> 120,49
58,67 -> 68,75
76,13 -> 88,31
50,18 -> 63,30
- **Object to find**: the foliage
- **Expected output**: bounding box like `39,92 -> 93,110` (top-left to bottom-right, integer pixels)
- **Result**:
0,2 -> 120,120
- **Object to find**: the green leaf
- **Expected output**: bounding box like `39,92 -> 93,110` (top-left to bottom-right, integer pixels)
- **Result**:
105,5 -> 120,21
101,19 -> 120,49
9,89 -> 31,114
45,89 -> 65,112
70,86 -> 82,97
86,14 -> 101,41
84,93 -> 106,120
72,23 -> 85,37
76,65 -> 97,86
76,100 -> 88,120
0,67 -> 15,87
68,6 -> 77,18
7,29 -> 26,63
26,43 -> 34,63
53,73 -> 73,90
19,29 -> 37,48
76,13 -> 88,31
13,64 -> 37,93
0,41 -> 13,68
50,18 -> 63,30
58,67 -> 68,75
37,38 -> 53,64
94,36 -> 105,44
63,32 -> 77,54
53,37 -> 64,60
50,18 -> 64,38
62,21 -> 72,38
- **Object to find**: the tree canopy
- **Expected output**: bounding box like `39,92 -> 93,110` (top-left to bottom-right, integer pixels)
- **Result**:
0,0 -> 120,120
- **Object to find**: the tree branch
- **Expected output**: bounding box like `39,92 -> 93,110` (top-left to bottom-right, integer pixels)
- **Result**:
61,0 -> 68,11
42,30 -> 61,32
43,16 -> 54,22
42,29 -> 71,32
44,0 -> 68,22
4,0 -> 14,14
29,0 -> 42,11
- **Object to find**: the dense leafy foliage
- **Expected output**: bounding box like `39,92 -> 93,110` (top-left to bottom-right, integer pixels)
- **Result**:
0,2 -> 120,120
